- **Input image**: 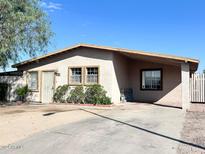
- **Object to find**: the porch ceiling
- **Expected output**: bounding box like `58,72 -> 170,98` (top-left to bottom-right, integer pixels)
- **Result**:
118,51 -> 198,72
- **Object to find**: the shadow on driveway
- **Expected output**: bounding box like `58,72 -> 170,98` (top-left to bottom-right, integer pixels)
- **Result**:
81,109 -> 205,151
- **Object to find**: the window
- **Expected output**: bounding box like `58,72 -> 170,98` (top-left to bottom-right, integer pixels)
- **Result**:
69,68 -> 82,84
86,67 -> 99,84
68,67 -> 99,85
141,69 -> 162,90
28,71 -> 38,90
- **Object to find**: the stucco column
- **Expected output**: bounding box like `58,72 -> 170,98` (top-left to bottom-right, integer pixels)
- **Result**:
181,63 -> 190,111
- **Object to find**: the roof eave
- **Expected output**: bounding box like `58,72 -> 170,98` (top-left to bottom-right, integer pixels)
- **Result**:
12,44 -> 200,71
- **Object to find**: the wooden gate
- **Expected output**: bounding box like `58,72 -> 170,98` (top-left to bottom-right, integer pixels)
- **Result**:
190,73 -> 205,103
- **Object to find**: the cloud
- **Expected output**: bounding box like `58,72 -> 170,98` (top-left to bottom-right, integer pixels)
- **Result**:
40,1 -> 62,12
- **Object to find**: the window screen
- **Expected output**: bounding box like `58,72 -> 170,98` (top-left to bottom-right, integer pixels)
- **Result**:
28,72 -> 38,90
70,68 -> 82,84
86,67 -> 98,83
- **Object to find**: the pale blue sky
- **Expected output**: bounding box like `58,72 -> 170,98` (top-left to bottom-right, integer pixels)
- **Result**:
10,0 -> 205,72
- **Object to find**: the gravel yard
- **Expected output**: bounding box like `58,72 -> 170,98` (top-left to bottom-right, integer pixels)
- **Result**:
177,111 -> 205,154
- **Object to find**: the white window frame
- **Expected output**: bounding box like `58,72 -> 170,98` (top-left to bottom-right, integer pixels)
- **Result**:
28,71 -> 38,91
68,67 -> 83,85
85,67 -> 99,84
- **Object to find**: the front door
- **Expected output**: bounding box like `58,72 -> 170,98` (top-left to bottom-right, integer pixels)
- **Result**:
41,71 -> 55,103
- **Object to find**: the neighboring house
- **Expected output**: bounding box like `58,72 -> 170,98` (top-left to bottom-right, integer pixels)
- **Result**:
0,44 -> 199,109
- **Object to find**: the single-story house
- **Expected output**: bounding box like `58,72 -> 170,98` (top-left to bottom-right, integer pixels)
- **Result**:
0,44 -> 199,109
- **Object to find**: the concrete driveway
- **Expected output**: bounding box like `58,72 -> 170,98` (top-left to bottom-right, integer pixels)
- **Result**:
0,104 -> 205,154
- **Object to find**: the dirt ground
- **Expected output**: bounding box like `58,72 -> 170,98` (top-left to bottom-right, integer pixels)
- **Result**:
177,111 -> 205,154
0,104 -> 110,146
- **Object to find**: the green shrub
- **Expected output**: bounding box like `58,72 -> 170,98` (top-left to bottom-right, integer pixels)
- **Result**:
53,84 -> 111,105
16,85 -> 29,102
53,85 -> 69,103
85,84 -> 111,105
67,86 -> 85,104
100,96 -> 112,105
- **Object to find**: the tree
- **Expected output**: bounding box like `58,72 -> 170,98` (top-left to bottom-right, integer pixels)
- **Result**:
0,0 -> 53,68
203,69 -> 205,74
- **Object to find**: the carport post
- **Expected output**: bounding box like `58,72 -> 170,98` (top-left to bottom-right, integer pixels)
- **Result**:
181,63 -> 190,111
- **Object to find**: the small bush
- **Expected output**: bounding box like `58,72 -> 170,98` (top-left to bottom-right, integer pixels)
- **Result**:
85,84 -> 111,105
100,96 -> 112,105
67,86 -> 85,104
53,85 -> 69,103
16,85 -> 29,102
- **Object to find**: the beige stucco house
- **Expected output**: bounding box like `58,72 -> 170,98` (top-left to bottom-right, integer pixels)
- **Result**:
0,44 -> 199,109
